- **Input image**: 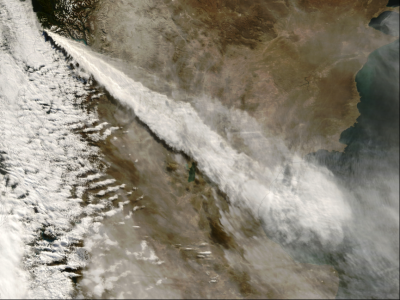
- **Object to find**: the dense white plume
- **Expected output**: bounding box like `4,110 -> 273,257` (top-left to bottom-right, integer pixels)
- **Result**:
46,31 -> 352,250
0,0 -> 397,298
46,28 -> 399,299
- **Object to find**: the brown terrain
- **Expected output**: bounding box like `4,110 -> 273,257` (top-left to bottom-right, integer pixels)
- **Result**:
42,0 -> 398,298
74,83 -> 339,298
85,0 -> 397,155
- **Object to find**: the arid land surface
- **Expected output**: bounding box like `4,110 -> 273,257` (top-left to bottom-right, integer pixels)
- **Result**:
73,81 -> 339,299
82,0 -> 398,155
32,0 -> 398,298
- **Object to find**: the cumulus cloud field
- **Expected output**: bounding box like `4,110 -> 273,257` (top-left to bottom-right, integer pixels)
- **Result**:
0,0 -> 398,298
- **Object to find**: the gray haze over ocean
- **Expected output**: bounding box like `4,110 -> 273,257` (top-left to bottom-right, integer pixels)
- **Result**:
307,9 -> 399,299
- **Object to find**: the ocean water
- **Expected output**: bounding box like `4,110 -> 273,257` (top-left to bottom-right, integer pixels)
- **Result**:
308,15 -> 399,298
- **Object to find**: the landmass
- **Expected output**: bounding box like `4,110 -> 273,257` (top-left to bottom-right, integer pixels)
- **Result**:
30,0 -> 399,298
83,0 -> 396,155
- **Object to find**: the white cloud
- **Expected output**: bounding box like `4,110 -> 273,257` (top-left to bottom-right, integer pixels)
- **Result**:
0,0 -> 107,298
47,30 -> 353,250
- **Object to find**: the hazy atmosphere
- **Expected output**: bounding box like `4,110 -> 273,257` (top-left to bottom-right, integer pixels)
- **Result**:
0,0 -> 399,299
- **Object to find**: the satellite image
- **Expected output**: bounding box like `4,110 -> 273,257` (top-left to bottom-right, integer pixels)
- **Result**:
0,0 -> 398,299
